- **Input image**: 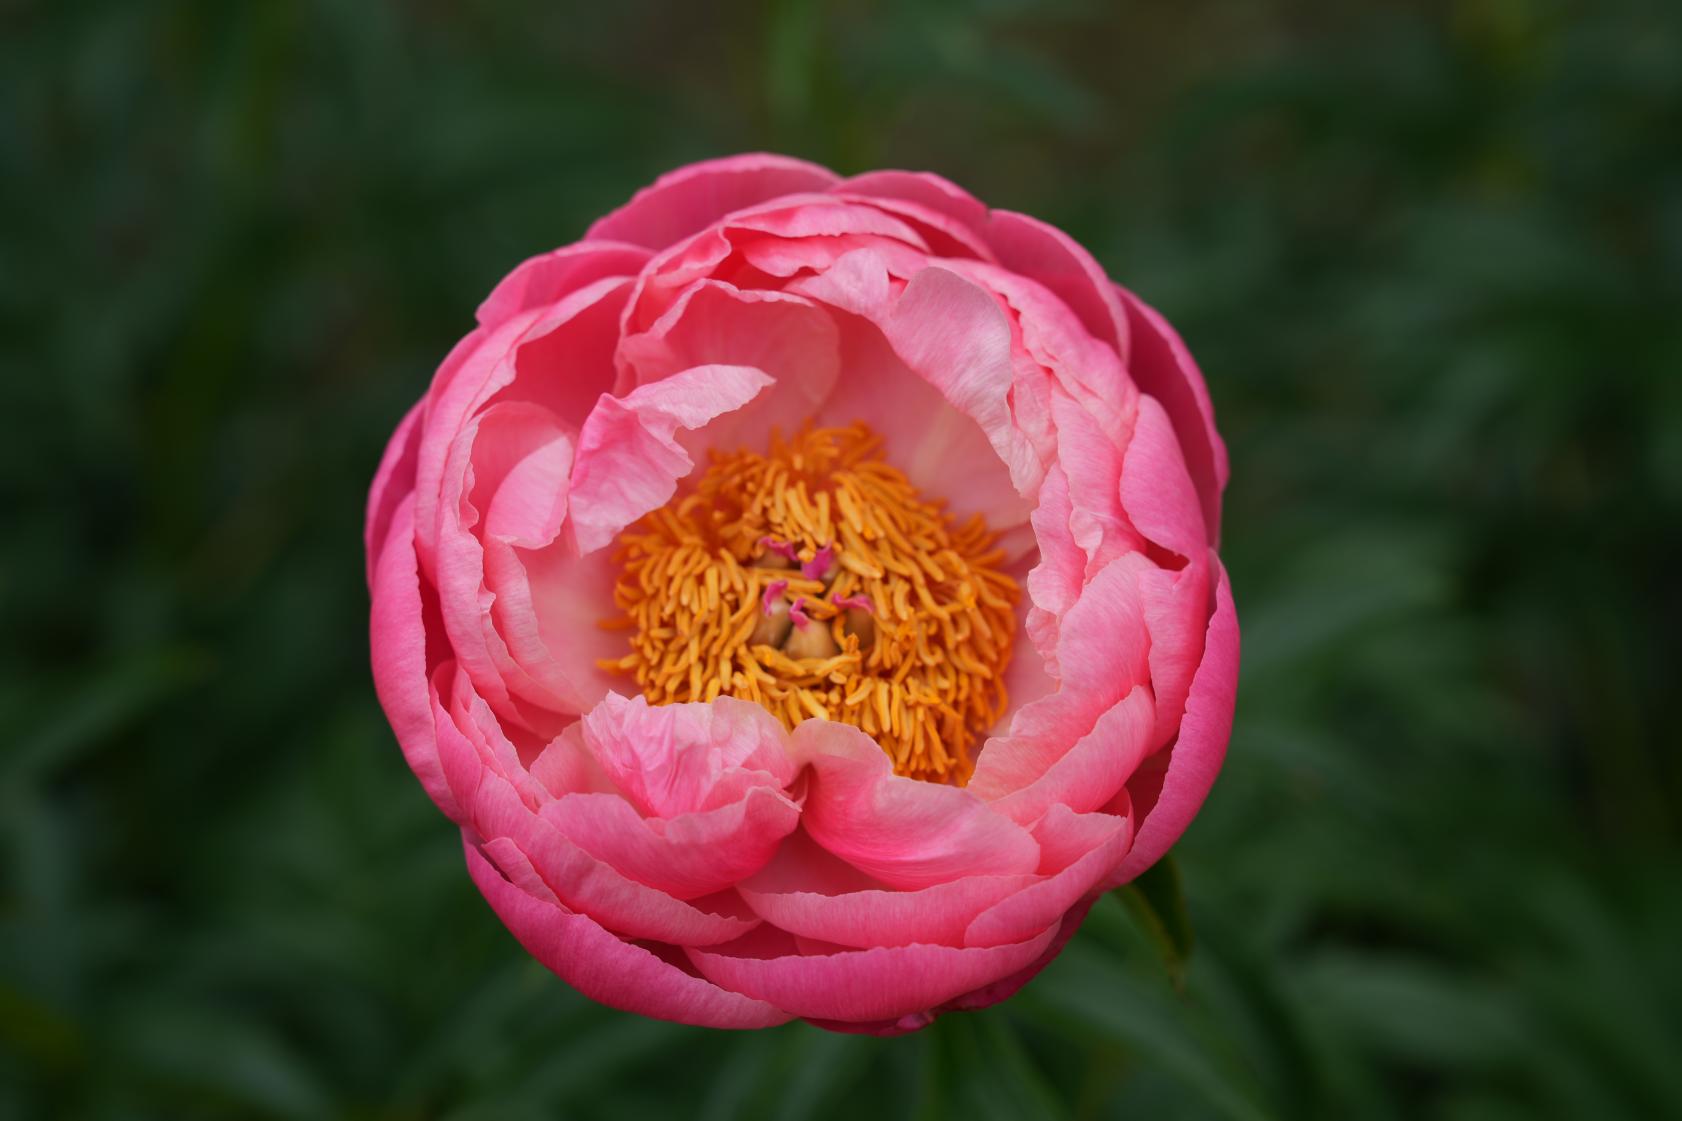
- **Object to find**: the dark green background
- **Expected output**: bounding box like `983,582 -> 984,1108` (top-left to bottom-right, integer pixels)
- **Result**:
5,1 -> 1680,1117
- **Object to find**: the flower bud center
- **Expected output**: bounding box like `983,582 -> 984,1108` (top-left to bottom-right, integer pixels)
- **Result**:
598,423 -> 1018,784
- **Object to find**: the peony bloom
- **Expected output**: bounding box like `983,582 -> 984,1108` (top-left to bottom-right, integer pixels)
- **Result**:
366,154 -> 1238,1033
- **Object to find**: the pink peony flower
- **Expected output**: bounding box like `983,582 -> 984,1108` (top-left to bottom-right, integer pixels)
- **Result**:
366,154 -> 1238,1033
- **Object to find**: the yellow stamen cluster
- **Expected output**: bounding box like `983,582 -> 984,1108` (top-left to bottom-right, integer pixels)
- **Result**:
598,423 -> 1019,784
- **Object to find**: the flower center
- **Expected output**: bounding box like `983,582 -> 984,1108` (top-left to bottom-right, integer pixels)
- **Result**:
599,423 -> 1019,784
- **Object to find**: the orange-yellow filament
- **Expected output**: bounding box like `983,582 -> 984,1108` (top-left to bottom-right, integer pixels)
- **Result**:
598,423 -> 1019,784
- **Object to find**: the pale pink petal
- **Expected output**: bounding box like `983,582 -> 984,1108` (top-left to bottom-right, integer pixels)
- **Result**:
881,266 -> 1045,496
579,694 -> 798,818
566,364 -> 774,555
792,721 -> 1039,890
586,153 -> 840,250
1138,554 -> 1212,751
464,838 -> 792,1028
688,923 -> 1058,1024
984,684 -> 1156,826
1112,555 -> 1238,883
1117,287 -> 1230,544
616,281 -> 839,452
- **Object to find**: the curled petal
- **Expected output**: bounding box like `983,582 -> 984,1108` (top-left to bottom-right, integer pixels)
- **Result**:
587,153 -> 840,250
465,838 -> 791,1029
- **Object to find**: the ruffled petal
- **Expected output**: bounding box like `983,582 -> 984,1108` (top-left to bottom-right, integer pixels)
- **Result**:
1111,554 -> 1238,883
566,364 -> 774,555
687,923 -> 1058,1024
465,838 -> 792,1028
792,721 -> 1040,890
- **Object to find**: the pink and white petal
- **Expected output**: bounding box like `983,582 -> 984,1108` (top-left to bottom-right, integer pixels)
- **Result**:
963,807 -> 1131,948
1117,287 -> 1229,544
586,154 -> 840,250
369,496 -> 458,820
566,364 -> 774,555
687,924 -> 1058,1024
1112,554 -> 1238,882
540,785 -> 800,900
465,839 -> 792,1028
792,721 -> 1040,890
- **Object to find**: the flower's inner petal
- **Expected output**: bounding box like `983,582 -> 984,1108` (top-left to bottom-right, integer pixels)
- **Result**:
597,423 -> 1021,784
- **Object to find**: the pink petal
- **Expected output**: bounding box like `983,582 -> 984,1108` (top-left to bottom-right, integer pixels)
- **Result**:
579,694 -> 798,818
475,241 -> 650,330
464,838 -> 792,1028
586,153 -> 840,251
792,721 -> 1040,890
369,496 -> 458,820
364,399 -> 422,588
1117,287 -> 1230,545
1120,393 -> 1209,561
739,831 -> 1036,949
1112,554 -> 1238,882
540,785 -> 799,901
566,364 -> 774,555
962,807 -> 1131,948
688,923 -> 1058,1024
985,209 -> 1132,365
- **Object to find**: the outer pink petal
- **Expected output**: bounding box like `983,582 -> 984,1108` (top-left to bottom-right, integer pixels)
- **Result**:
739,832 -> 1036,949
687,924 -> 1058,1024
962,807 -> 1131,948
834,170 -> 991,242
792,721 -> 1040,890
475,241 -> 650,330
1120,394 -> 1209,560
985,209 -> 1131,364
540,785 -> 799,901
566,364 -> 773,555
464,838 -> 792,1028
586,153 -> 840,250
369,495 -> 458,821
364,399 -> 423,588
1111,555 -> 1239,883
1117,287 -> 1230,545
468,784 -> 761,947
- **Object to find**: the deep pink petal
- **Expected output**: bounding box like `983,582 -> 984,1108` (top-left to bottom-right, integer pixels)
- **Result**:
962,807 -> 1131,947
1112,555 -> 1238,883
364,399 -> 423,588
464,838 -> 792,1028
1120,393 -> 1209,560
369,495 -> 458,820
985,209 -> 1131,364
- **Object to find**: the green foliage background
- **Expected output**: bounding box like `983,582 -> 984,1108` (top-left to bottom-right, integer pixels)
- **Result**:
5,1 -> 1680,1117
